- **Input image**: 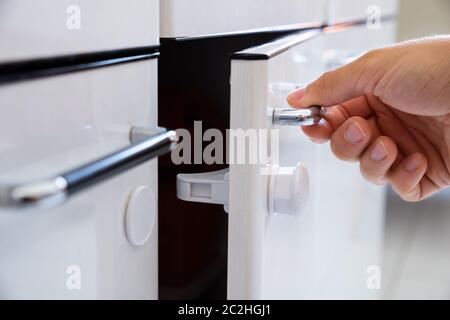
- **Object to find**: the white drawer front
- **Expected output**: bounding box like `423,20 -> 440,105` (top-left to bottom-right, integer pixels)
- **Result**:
228,22 -> 396,299
327,0 -> 398,24
161,0 -> 327,38
0,0 -> 159,63
0,60 -> 158,299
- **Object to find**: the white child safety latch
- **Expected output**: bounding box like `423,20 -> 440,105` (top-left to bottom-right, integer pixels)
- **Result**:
176,169 -> 229,213
176,163 -> 309,217
268,163 -> 309,217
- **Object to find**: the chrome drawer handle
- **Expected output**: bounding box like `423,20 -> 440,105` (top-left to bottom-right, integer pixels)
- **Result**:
272,106 -> 323,126
0,127 -> 178,209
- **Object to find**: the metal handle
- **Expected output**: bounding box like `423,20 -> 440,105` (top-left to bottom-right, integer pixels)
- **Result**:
273,106 -> 323,126
0,127 -> 178,209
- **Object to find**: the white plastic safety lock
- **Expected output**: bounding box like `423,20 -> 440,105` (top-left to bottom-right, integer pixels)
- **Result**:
176,164 -> 309,217
176,169 -> 229,212
268,163 -> 309,217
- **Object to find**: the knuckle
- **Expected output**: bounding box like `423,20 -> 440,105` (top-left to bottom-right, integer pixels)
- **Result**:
391,180 -> 422,202
362,48 -> 382,61
430,167 -> 450,189
359,162 -> 388,185
358,49 -> 385,93
330,137 -> 358,162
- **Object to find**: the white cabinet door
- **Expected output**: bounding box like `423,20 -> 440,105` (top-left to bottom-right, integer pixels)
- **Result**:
0,0 -> 159,63
161,0 -> 327,38
228,22 -> 396,299
0,59 -> 164,299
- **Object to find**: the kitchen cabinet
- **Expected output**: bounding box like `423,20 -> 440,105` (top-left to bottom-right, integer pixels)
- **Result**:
0,0 -> 399,299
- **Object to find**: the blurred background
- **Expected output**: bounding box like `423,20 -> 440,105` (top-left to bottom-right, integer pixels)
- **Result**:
383,0 -> 450,299
397,0 -> 450,41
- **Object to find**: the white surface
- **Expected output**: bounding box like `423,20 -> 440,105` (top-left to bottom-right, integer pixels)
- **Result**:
0,60 -> 158,299
382,189 -> 450,299
327,0 -> 398,24
161,0 -> 327,38
0,0 -> 159,63
228,22 -> 396,299
125,186 -> 157,247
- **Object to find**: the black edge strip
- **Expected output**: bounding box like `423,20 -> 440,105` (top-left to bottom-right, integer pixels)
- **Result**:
162,21 -> 325,42
0,45 -> 160,85
231,29 -> 320,60
230,53 -> 274,61
231,14 -> 397,61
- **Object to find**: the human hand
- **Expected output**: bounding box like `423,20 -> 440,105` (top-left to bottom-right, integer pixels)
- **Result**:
287,36 -> 450,201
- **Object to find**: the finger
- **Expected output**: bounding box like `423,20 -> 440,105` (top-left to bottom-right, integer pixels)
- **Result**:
359,136 -> 398,184
390,153 -> 428,201
286,51 -> 378,108
365,94 -> 423,156
405,120 -> 450,188
301,96 -> 375,142
330,116 -> 372,161
323,96 -> 373,130
301,118 -> 333,143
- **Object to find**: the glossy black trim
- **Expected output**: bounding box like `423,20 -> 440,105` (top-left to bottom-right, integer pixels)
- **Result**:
231,15 -> 397,60
161,21 -> 324,42
231,29 -> 320,60
0,46 -> 160,85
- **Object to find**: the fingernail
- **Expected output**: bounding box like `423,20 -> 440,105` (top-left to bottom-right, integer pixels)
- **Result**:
287,88 -> 306,102
344,122 -> 365,144
371,140 -> 387,162
403,153 -> 423,172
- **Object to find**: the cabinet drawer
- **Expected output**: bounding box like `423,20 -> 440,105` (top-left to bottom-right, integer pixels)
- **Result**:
161,0 -> 327,38
228,22 -> 396,299
0,59 -> 159,299
0,0 -> 159,63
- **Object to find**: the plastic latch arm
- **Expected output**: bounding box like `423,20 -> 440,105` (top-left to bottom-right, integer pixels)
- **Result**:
176,168 -> 229,213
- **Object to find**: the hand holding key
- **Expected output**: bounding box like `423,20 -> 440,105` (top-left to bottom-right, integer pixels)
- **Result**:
287,36 -> 450,201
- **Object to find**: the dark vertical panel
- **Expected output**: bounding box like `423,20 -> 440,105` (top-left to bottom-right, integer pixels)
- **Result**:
158,31 -> 297,299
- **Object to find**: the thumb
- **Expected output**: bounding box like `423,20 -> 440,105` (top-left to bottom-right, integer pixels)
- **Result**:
287,52 -> 375,109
